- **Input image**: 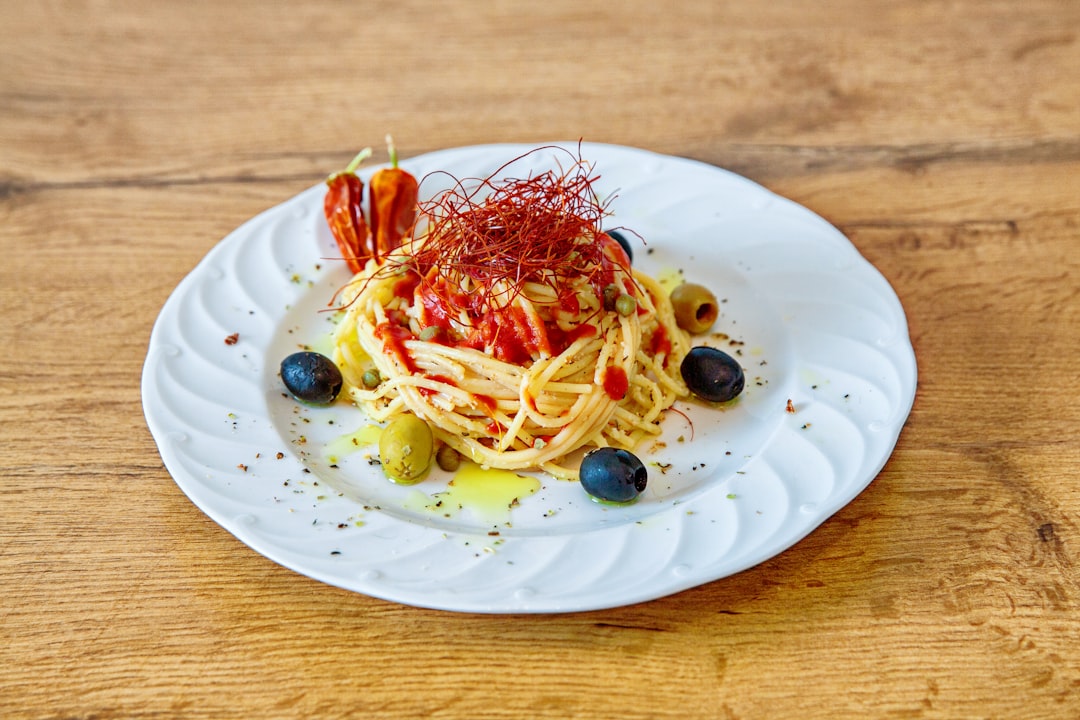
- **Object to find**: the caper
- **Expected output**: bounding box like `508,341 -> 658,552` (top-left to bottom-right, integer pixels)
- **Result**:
378,414 -> 434,484
602,283 -> 620,311
670,282 -> 719,334
361,369 -> 382,388
615,293 -> 637,316
418,325 -> 444,342
435,444 -> 461,472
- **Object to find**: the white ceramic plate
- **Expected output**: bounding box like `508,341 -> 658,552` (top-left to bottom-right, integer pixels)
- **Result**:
142,142 -> 916,613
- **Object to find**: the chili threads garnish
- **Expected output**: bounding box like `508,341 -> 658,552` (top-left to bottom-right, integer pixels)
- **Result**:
360,146 -> 629,318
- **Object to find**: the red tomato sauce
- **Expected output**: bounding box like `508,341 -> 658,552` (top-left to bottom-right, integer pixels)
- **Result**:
602,366 -> 629,400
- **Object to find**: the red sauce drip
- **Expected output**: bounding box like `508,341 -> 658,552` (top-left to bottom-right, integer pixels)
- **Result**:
473,393 -> 498,415
392,271 -> 422,300
566,323 -> 597,344
649,325 -> 672,358
418,281 -> 455,332
486,316 -> 531,364
418,374 -> 457,397
478,306 -> 551,364
602,366 -> 629,400
374,322 -> 419,373
548,323 -> 597,355
515,306 -> 551,356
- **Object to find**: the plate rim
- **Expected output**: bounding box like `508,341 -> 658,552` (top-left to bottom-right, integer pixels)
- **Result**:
142,141 -> 917,613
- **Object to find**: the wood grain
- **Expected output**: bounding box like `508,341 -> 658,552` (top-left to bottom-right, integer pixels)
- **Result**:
2,1 -> 1079,718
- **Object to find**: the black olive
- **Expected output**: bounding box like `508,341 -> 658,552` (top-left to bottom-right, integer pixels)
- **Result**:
605,229 -> 633,263
680,346 -> 744,403
579,447 -> 648,503
280,351 -> 343,405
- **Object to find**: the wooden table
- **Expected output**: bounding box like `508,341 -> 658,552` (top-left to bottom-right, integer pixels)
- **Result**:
3,2 -> 1078,717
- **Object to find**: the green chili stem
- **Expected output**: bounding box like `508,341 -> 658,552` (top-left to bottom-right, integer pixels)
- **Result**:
345,147 -> 373,174
386,134 -> 399,168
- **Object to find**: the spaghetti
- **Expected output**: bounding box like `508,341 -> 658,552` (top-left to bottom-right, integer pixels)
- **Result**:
331,149 -> 690,480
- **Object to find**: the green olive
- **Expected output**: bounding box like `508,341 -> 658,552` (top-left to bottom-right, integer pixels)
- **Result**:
670,282 -> 719,334
361,369 -> 382,388
378,414 -> 434,484
435,444 -> 461,472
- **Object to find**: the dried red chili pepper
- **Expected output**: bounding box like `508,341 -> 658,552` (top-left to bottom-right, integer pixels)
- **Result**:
368,135 -> 419,260
324,147 -> 373,274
